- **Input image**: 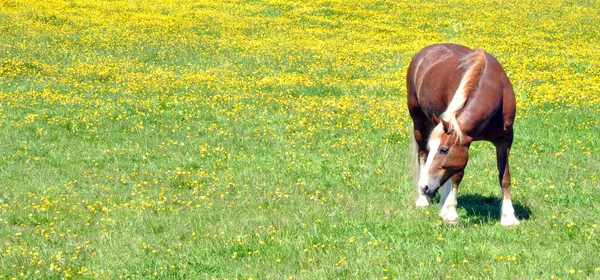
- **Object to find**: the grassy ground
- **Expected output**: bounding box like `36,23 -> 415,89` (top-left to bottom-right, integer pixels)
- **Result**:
0,0 -> 599,278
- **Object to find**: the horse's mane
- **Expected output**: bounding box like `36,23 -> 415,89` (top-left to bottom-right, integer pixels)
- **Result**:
428,48 -> 486,149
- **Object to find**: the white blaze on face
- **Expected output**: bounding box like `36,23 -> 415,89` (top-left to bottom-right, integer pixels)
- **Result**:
418,138 -> 440,193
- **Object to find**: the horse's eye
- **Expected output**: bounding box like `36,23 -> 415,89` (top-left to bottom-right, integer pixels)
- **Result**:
439,147 -> 449,155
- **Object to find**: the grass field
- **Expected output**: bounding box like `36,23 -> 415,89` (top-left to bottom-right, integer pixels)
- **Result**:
1,0 -> 599,278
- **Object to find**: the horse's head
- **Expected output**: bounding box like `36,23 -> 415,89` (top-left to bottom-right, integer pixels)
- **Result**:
418,114 -> 471,198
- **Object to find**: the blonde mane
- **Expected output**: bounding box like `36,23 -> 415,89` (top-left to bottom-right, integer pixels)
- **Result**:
428,48 -> 486,149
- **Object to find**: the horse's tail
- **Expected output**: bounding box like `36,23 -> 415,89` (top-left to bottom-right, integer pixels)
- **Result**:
410,129 -> 420,195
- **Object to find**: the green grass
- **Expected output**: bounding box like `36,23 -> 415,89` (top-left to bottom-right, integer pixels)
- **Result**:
1,94 -> 598,278
1,0 -> 600,278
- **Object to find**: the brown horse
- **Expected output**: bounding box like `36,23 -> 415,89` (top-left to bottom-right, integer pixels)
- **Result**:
406,43 -> 519,226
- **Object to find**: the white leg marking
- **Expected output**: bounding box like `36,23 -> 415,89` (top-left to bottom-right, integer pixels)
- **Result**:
501,198 -> 520,227
440,187 -> 459,224
439,180 -> 452,206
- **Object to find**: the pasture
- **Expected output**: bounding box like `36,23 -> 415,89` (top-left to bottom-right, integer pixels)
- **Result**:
0,0 -> 599,278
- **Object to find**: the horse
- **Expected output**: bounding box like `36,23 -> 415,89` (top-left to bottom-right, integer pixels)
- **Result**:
406,43 -> 520,226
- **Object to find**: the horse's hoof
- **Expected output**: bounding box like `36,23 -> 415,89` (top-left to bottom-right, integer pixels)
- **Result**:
415,196 -> 430,207
501,216 -> 520,227
443,218 -> 459,225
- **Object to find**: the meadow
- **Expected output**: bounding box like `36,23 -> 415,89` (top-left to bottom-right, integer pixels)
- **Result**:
0,0 -> 599,278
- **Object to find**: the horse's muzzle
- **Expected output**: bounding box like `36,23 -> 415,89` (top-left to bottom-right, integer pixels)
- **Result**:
420,185 -> 438,198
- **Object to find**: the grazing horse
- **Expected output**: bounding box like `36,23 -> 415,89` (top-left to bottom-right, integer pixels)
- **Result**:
406,43 -> 520,226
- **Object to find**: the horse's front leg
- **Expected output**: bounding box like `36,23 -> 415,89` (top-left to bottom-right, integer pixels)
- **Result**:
439,172 -> 463,224
495,137 -> 520,226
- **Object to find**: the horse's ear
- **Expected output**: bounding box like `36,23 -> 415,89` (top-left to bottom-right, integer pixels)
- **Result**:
432,114 -> 452,134
432,114 -> 441,125
441,119 -> 451,134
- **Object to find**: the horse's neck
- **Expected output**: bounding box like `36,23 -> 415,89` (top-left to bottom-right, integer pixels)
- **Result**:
455,91 -> 501,139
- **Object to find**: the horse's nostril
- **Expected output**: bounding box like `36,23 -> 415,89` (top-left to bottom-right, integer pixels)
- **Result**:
423,185 -> 429,193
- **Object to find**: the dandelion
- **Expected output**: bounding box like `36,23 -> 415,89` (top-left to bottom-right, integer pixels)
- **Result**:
1,0 -> 599,278
349,236 -> 356,244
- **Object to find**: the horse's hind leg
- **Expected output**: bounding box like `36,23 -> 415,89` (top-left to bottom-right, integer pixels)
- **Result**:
407,68 -> 432,207
495,133 -> 520,226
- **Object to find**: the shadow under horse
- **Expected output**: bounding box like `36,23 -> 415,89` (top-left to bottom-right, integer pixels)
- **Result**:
457,194 -> 531,225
